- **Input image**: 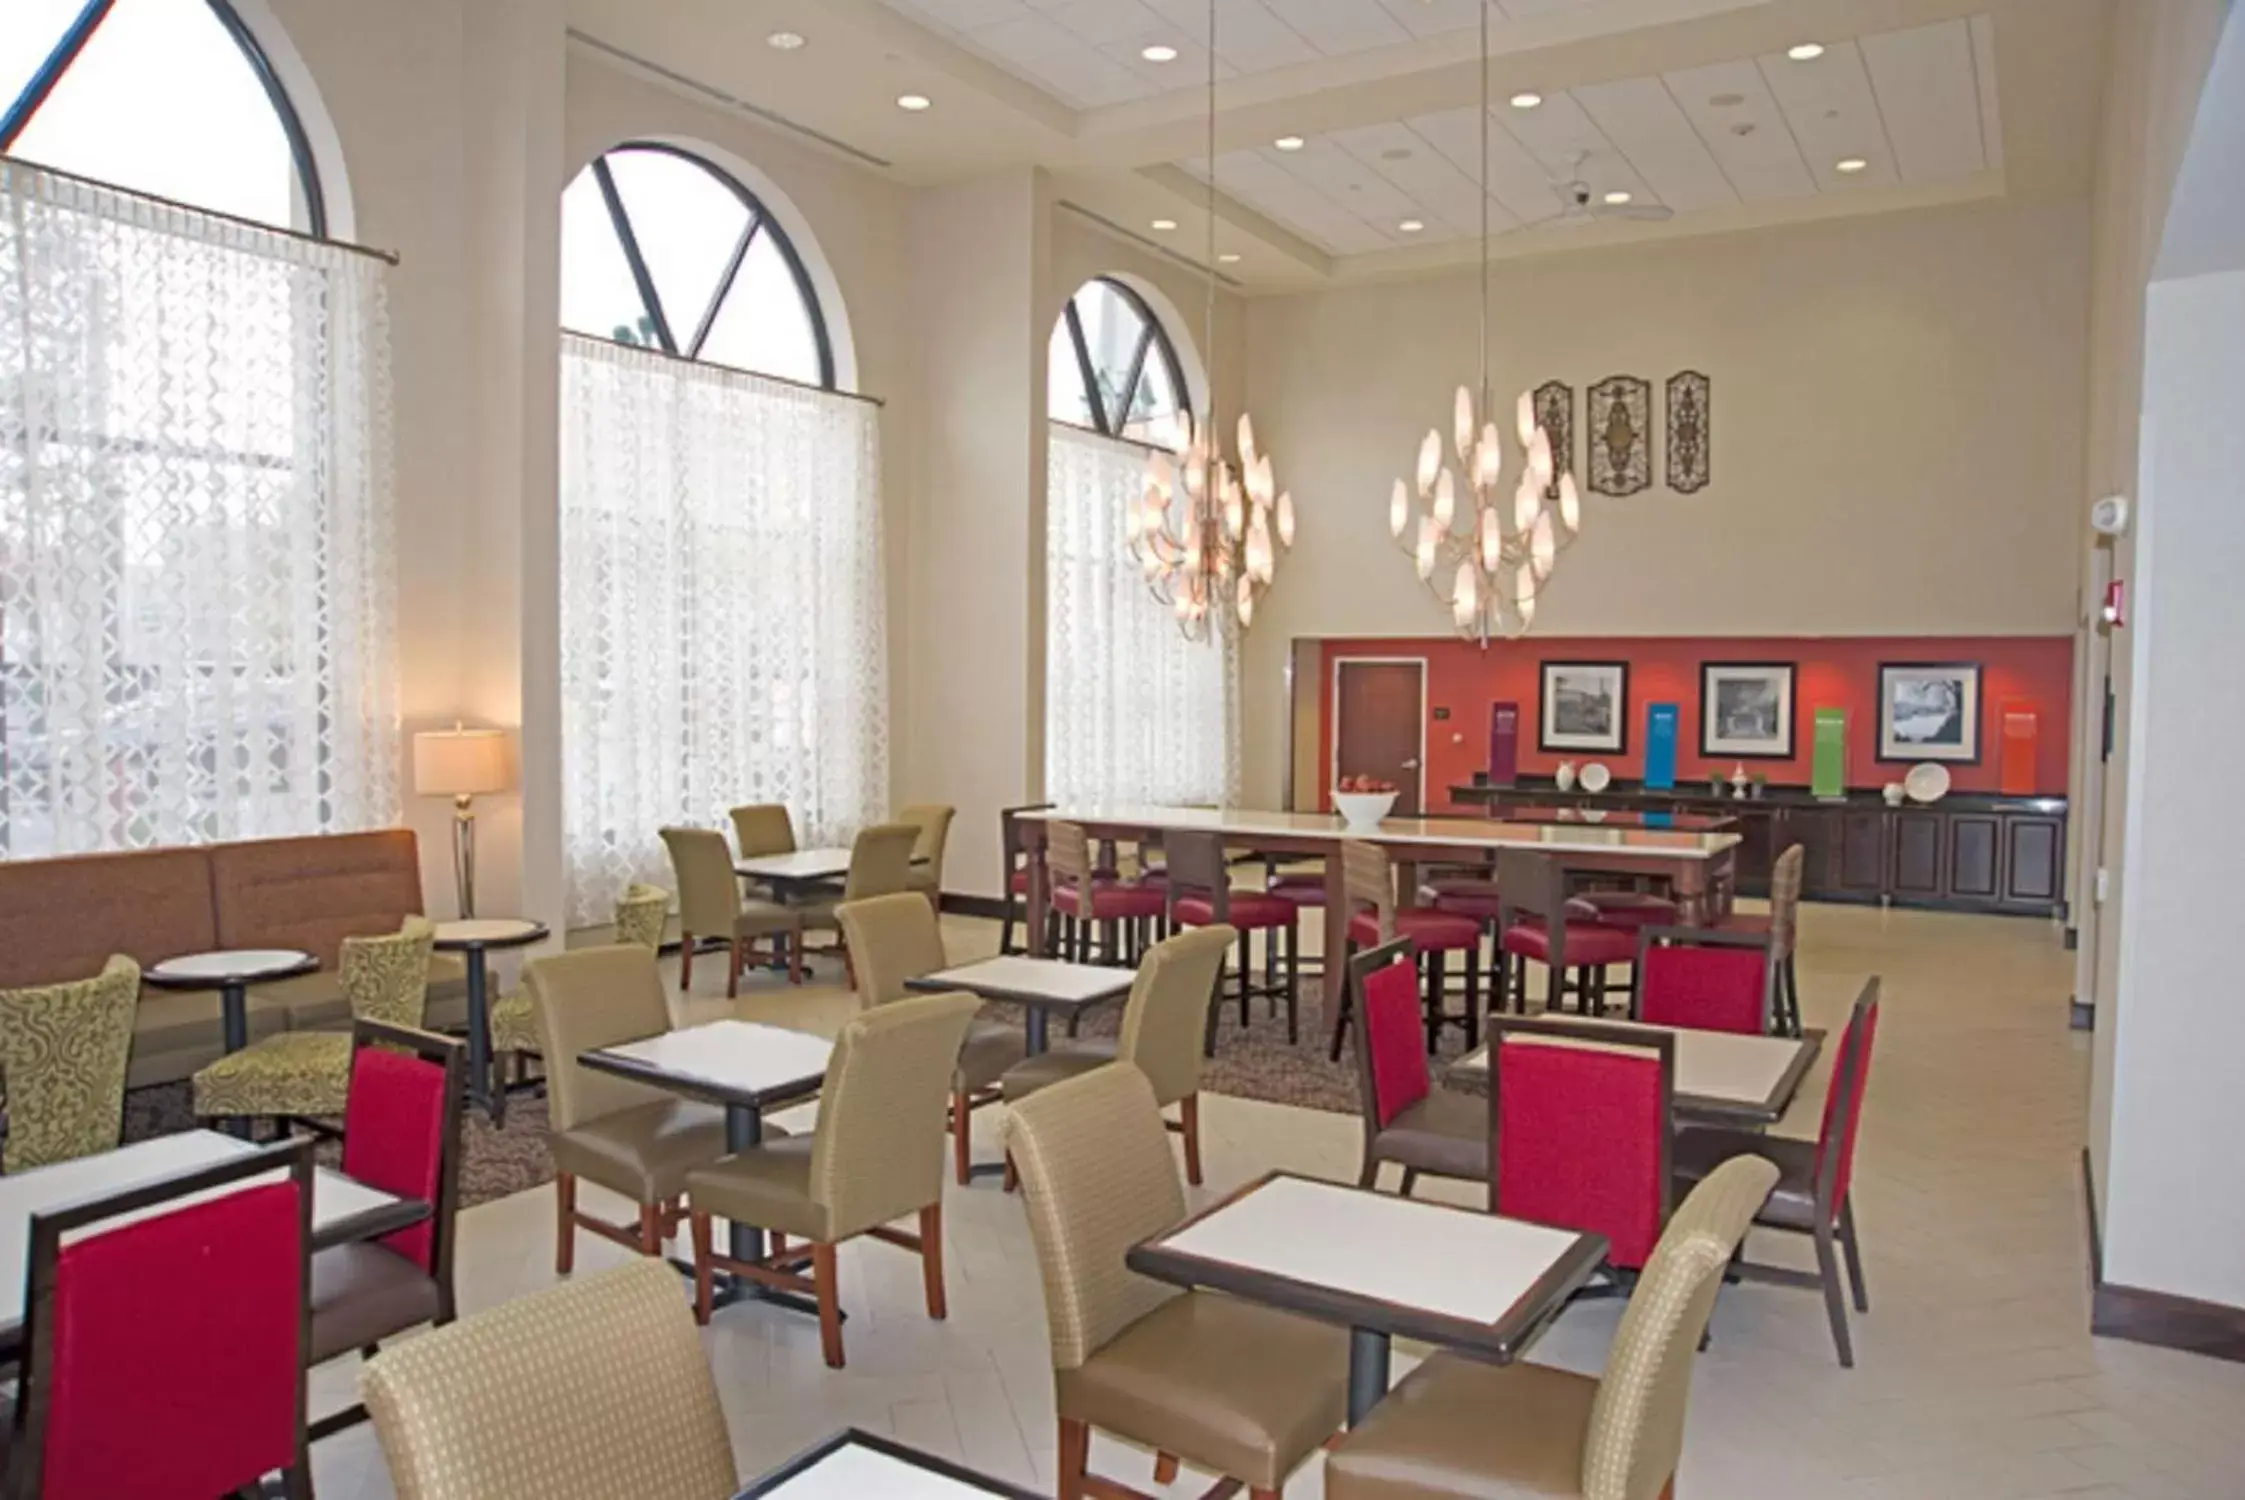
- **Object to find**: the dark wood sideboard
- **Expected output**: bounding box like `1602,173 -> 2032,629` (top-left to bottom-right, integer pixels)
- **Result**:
1449,781 -> 2067,920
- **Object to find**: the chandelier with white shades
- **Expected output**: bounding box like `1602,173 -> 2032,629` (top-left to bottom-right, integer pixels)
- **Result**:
1126,0 -> 1293,640
1387,0 -> 1581,644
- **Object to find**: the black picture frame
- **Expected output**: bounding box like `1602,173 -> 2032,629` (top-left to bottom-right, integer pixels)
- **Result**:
1877,661 -> 1982,764
1539,661 -> 1630,754
1699,662 -> 1796,760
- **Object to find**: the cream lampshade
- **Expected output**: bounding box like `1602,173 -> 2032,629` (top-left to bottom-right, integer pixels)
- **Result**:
413,727 -> 510,917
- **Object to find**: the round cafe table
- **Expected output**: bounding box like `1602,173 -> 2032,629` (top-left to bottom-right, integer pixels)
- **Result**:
143,948 -> 319,1137
432,918 -> 548,1127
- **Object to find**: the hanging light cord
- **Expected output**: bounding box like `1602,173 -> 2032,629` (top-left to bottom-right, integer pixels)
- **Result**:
1205,0 -> 1219,438
1478,0 -> 1490,418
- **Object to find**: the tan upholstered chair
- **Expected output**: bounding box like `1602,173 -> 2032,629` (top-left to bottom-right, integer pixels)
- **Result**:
0,955 -> 139,1171
524,945 -> 735,1269
491,884 -> 668,1079
684,991 -> 980,1366
1323,1154 -> 1781,1500
1001,923 -> 1231,1186
362,1259 -> 736,1500
794,822 -> 924,966
729,802 -> 796,859
898,803 -> 956,907
1008,1066 -> 1348,1500
837,892 -> 1023,1185
191,920 -> 435,1126
661,826 -> 803,993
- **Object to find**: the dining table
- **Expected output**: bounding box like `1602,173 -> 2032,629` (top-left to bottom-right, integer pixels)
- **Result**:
735,1429 -> 1041,1499
1447,1016 -> 1824,1126
905,956 -> 1133,1057
1015,805 -> 1743,976
1128,1171 -> 1607,1426
735,848 -> 929,895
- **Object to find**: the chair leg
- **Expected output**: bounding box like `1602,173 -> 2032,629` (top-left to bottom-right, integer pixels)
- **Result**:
1237,928 -> 1253,1026
1327,941 -> 1357,1061
688,1211 -> 714,1326
1204,957 -> 1223,1059
1423,948 -> 1445,1051
812,1241 -> 845,1367
1813,1220 -> 1856,1368
637,1203 -> 662,1256
679,934 -> 694,989
999,896 -> 1018,956
951,1090 -> 973,1186
1358,1154 -> 1381,1189
1464,947 -> 1481,1049
1285,919 -> 1300,1044
554,1172 -> 576,1275
1400,1167 -> 1420,1197
1179,1094 -> 1203,1187
1839,1198 -> 1870,1312
919,1203 -> 948,1320
727,936 -> 742,999
789,926 -> 805,986
1057,1417 -> 1091,1500
1153,1452 -> 1180,1485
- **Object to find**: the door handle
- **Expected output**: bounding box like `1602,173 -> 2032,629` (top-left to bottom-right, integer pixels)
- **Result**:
1401,758 -> 1420,769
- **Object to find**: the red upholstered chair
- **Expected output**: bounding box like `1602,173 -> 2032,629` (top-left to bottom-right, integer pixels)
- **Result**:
1347,941 -> 1488,1195
1046,820 -> 1167,967
11,1138 -> 316,1499
1488,1016 -> 1675,1275
1326,841 -> 1484,1061
307,1020 -> 467,1438
996,802 -> 1056,955
1674,977 -> 1881,1365
1633,926 -> 1777,1035
1165,830 -> 1301,1048
1495,849 -> 1638,1016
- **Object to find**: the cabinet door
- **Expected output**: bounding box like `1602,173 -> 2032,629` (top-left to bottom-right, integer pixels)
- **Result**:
2003,816 -> 2065,907
1890,813 -> 1944,897
1788,809 -> 1840,895
1839,813 -> 1888,894
1947,815 -> 2002,900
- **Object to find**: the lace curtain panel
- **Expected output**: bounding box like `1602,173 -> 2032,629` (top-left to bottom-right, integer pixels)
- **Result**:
1045,422 -> 1238,807
559,334 -> 888,926
0,160 -> 399,858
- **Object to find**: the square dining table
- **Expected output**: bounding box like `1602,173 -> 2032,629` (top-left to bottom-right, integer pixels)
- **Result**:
1129,1172 -> 1607,1425
1448,1017 -> 1823,1126
905,956 -> 1133,1056
735,849 -> 929,893
578,1018 -> 833,1317
0,1130 -> 429,1353
735,1429 -> 1040,1499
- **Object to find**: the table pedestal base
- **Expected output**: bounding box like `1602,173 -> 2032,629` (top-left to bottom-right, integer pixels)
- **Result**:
1347,1326 -> 1392,1427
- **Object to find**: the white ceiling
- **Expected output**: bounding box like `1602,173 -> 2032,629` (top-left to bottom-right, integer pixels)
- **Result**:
1175,16 -> 2001,254
881,0 -> 1611,109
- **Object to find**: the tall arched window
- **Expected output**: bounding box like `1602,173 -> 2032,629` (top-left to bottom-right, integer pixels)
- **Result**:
561,143 -> 832,388
1048,277 -> 1186,444
1,0 -> 325,231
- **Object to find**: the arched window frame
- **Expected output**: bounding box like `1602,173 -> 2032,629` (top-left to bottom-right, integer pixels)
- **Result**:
573,140 -> 836,390
1055,276 -> 1188,440
0,0 -> 328,235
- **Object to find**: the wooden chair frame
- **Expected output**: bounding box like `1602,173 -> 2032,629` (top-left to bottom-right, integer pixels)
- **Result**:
997,802 -> 1056,955
1630,924 -> 1780,1034
1164,829 -> 1301,1052
689,1207 -> 945,1370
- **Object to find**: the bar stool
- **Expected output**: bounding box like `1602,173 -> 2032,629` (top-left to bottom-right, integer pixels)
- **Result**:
1495,849 -> 1637,1015
1047,820 -> 1166,966
1327,840 -> 1482,1060
995,802 -> 1055,956
1164,830 -> 1301,1049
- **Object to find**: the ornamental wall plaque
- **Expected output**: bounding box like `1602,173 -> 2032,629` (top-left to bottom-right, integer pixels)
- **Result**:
1586,375 -> 1650,497
1533,380 -> 1574,502
1666,370 -> 1711,494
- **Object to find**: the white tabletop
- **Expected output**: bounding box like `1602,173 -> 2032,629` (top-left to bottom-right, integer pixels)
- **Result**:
753,1442 -> 1022,1498
587,1019 -> 833,1105
1157,1174 -> 1587,1327
916,957 -> 1134,1008
145,948 -> 313,984
1454,1018 -> 1810,1108
1022,804 -> 1739,859
432,918 -> 545,946
0,1132 -> 412,1334
736,848 -> 853,881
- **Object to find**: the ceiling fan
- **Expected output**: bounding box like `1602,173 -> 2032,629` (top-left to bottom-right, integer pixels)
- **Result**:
1535,153 -> 1675,228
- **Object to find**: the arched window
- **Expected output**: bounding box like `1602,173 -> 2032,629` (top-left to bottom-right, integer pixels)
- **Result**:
1049,277 -> 1186,444
562,143 -> 833,389
1,0 -> 325,232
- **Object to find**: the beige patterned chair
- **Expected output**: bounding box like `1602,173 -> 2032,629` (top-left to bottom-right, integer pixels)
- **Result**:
362,1259 -> 736,1500
684,990 -> 980,1367
490,883 -> 669,1077
793,822 -> 923,970
191,920 -> 435,1127
837,892 -> 1022,1185
524,945 -> 734,1271
662,826 -> 802,993
1323,1154 -> 1781,1500
898,802 -> 956,908
1001,923 -> 1231,1186
728,802 -> 795,901
1008,1065 -> 1348,1500
0,954 -> 139,1171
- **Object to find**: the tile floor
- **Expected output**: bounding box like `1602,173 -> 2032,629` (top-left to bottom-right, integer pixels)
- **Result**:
312,902 -> 2245,1499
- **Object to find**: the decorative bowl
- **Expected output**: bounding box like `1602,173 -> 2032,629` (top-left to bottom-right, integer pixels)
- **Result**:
1580,762 -> 1612,793
1903,763 -> 1952,804
1332,790 -> 1397,830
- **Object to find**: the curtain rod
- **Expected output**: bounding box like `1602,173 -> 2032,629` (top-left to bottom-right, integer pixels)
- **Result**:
1049,418 -> 1169,456
561,329 -> 886,408
0,152 -> 400,265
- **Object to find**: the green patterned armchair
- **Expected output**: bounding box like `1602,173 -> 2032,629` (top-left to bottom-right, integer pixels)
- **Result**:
0,954 -> 140,1172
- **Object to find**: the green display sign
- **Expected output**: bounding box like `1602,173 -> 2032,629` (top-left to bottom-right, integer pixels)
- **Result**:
1812,708 -> 1849,798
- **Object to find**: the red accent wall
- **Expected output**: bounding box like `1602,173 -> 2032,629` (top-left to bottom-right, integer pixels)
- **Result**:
1318,635 -> 2074,810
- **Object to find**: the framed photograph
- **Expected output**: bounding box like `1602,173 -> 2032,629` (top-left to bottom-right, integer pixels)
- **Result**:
1878,662 -> 1982,763
1540,662 -> 1629,754
1699,662 -> 1795,759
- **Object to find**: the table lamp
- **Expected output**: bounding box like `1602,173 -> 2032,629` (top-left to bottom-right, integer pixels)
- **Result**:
413,725 -> 510,917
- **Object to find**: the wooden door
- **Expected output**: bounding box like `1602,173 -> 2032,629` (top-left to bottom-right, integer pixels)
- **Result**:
1334,661 -> 1424,813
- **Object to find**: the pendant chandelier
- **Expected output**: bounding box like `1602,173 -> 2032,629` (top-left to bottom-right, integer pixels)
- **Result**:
1387,0 -> 1581,644
1127,0 -> 1293,640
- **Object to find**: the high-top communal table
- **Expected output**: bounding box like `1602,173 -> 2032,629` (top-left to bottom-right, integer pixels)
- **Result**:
1016,805 -> 1743,969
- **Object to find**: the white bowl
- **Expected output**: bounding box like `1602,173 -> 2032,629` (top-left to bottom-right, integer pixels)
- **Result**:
1904,763 -> 1951,804
1332,790 -> 1397,830
1580,762 -> 1612,793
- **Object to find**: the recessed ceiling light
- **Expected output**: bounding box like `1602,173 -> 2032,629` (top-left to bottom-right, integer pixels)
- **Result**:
1219,252 -> 1241,263
1141,43 -> 1178,62
1274,135 -> 1305,151
1836,157 -> 1869,174
1151,218 -> 1178,231
1399,219 -> 1425,233
1511,92 -> 1543,109
1788,42 -> 1825,61
896,93 -> 932,111
766,30 -> 805,51
1603,191 -> 1633,206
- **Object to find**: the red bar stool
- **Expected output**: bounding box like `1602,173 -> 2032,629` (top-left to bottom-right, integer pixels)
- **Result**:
1495,849 -> 1637,1015
996,802 -> 1055,956
1165,830 -> 1302,1048
1566,888 -> 1682,931
1327,840 -> 1483,1060
1047,820 -> 1166,966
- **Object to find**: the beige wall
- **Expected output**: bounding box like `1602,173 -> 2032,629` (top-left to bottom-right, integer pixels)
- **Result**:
1236,197 -> 2095,805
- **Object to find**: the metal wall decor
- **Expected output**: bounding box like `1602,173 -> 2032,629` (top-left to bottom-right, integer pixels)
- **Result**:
1666,370 -> 1711,493
1586,375 -> 1651,497
1533,380 -> 1575,502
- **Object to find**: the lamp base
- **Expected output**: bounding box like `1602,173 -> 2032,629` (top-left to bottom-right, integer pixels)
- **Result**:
453,796 -> 478,919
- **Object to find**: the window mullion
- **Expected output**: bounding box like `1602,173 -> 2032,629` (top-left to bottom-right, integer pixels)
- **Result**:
1118,325 -> 1154,436
687,214 -> 761,360
1063,301 -> 1106,435
0,0 -> 113,150
595,158 -> 678,355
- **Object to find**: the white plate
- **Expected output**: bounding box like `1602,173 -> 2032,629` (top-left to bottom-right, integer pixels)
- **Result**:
1580,762 -> 1612,793
1904,763 -> 1951,803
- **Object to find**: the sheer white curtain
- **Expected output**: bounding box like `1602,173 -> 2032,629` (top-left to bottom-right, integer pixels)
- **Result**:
559,334 -> 887,925
0,159 -> 398,858
1045,422 -> 1237,806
